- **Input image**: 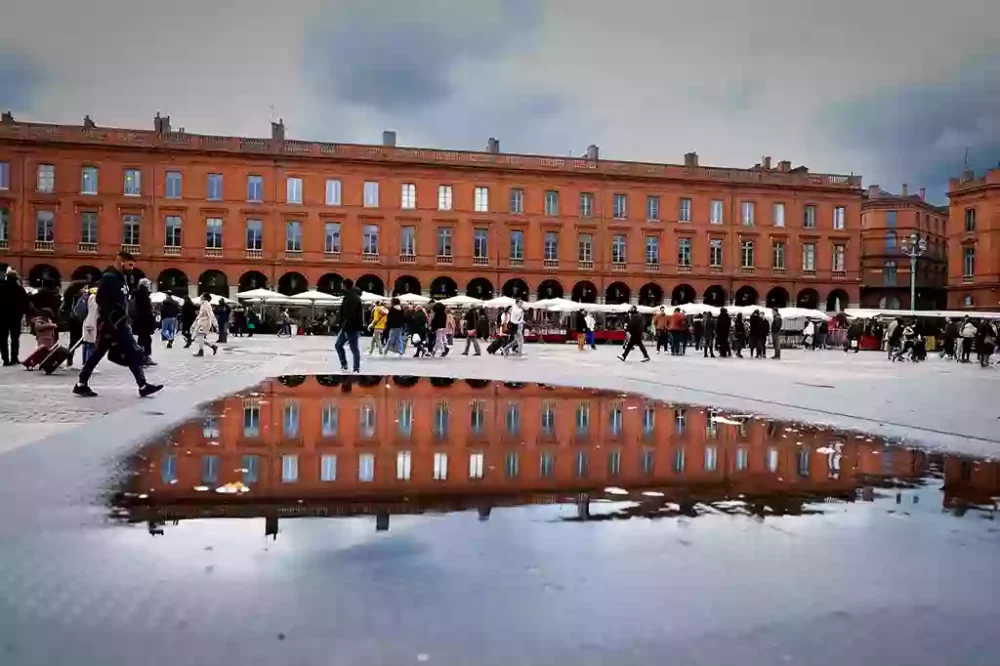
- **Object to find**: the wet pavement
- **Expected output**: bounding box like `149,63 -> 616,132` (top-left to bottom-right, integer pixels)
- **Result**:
2,375 -> 999,665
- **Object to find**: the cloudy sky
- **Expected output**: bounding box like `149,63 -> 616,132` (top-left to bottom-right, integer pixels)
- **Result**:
1,0 -> 997,202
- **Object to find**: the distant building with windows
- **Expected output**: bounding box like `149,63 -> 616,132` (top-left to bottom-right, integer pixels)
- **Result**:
947,168 -> 1000,311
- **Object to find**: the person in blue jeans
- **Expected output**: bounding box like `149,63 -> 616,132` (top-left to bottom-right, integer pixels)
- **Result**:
335,278 -> 364,372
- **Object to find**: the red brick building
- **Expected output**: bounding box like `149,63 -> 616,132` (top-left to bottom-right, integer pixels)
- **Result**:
860,184 -> 948,309
0,113 -> 862,310
947,168 -> 1000,310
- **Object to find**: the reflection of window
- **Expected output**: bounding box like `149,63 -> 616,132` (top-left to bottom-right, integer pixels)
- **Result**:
471,400 -> 486,434
607,449 -> 621,476
322,403 -> 338,437
397,401 -> 413,438
706,410 -> 719,439
283,402 -> 300,437
540,451 -> 555,477
504,452 -> 519,478
358,453 -> 375,482
767,447 -> 779,473
243,404 -> 260,437
642,405 -> 655,436
541,401 -> 555,435
674,409 -> 686,434
575,451 -> 589,478
469,452 -> 485,479
433,401 -> 449,439
201,455 -> 219,484
202,417 -> 220,439
320,454 -> 337,482
241,454 -> 259,484
161,454 -> 177,484
575,403 -> 590,435
798,450 -> 810,477
360,402 -> 376,439
608,401 -> 623,435
673,448 -> 685,473
281,455 -> 298,483
433,452 -> 448,480
641,449 -> 655,475
505,402 -> 521,436
396,451 -> 412,481
704,446 -> 718,471
736,447 -> 749,471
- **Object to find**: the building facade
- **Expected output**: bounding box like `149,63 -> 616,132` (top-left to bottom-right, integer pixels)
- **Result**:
0,114 -> 863,310
860,184 -> 948,310
947,168 -> 1000,310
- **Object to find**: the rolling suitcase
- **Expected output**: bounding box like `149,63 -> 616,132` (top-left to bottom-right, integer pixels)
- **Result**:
486,336 -> 506,355
39,337 -> 84,375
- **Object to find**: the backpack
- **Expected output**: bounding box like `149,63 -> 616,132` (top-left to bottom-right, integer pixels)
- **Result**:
73,295 -> 89,322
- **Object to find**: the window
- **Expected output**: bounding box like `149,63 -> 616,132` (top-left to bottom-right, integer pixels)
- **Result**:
509,187 -> 524,214
608,402 -> 623,435
469,452 -> 485,480
544,190 -> 559,216
675,408 -> 686,434
241,455 -> 259,484
741,201 -> 755,226
320,454 -> 337,482
678,238 -> 691,266
433,452 -> 448,481
885,231 -> 896,250
401,182 -> 416,209
286,177 -> 302,204
359,401 -> 376,440
736,447 -> 749,471
437,185 -> 452,211
963,248 -> 975,277
772,202 -> 785,227
833,206 -> 846,230
740,239 -> 754,267
80,212 -> 98,244
766,447 -> 779,473
81,166 -> 98,195
611,234 -> 626,264
400,226 -> 415,256
578,233 -> 593,262
473,186 -> 489,212
710,199 -> 724,224
645,236 -> 659,265
804,204 -> 816,229
324,222 -> 341,254
678,197 -> 691,222
243,403 -> 260,437
886,211 -> 896,227
613,193 -> 627,219
705,446 -> 718,472
283,402 -> 300,437
246,175 -> 263,202
279,455 -> 298,483
363,224 -> 379,255
436,227 -> 452,257
0,208 -> 8,243
202,455 -> 220,484
540,451 -> 555,478
575,450 -> 589,478
471,400 -> 486,434
509,231 -> 524,260
964,294 -> 974,307
363,181 -> 379,207
123,214 -> 141,246
884,261 -> 897,286
0,161 -> 8,190
543,231 -> 559,261
772,240 -> 785,269
504,402 -> 521,436
325,179 -> 342,206
205,218 -> 223,249
504,451 -> 519,479
473,228 -> 488,259
246,219 -> 262,250
36,164 -> 55,192
165,216 -> 182,247
607,449 -> 621,476
322,403 -> 339,437
580,192 -> 594,218
575,403 -> 590,435
396,451 -> 412,481
165,171 -> 182,199
802,243 -> 815,271
207,173 -> 223,201
832,244 -> 845,272
396,401 -> 413,438
285,221 -> 302,252
964,208 -> 975,232
433,401 -> 450,439
647,195 -> 661,221
124,168 -> 142,196
709,239 -> 723,267
641,449 -> 655,475
673,448 -> 686,473
358,453 -> 375,482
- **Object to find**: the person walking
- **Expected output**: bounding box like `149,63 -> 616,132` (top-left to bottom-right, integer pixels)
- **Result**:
976,320 -> 996,367
131,278 -> 156,366
502,299 -> 526,357
703,312 -> 716,358
461,307 -> 482,356
959,317 -> 976,363
733,313 -> 747,357
335,278 -> 363,372
180,295 -> 197,348
66,286 -> 91,367
408,305 -> 430,358
668,308 -> 686,355
159,291 -> 180,347
190,293 -> 219,357
72,251 -> 163,398
22,309 -> 58,369
382,298 -> 406,356
618,306 -> 651,363
575,309 -> 588,351
770,307 -> 783,359
367,301 -> 388,355
716,308 -> 732,357
941,318 -> 958,359
653,306 -> 670,354
0,269 -> 29,366
692,315 -> 704,352
816,319 -> 829,350
232,306 -> 246,338
80,287 -> 98,366
584,311 -> 597,350
430,301 -> 449,357
215,301 -> 230,344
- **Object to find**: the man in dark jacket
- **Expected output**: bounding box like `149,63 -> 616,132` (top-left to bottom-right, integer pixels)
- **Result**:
382,298 -> 406,355
131,279 -> 156,366
0,269 -> 30,366
770,308 -> 783,359
159,292 -> 180,347
461,307 -> 482,356
703,312 -> 716,358
180,296 -> 197,348
618,306 -> 650,362
73,252 -> 163,398
335,278 -> 363,372
716,308 -> 732,357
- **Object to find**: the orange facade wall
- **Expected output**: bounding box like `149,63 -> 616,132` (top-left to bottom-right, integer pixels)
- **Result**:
947,169 -> 1000,310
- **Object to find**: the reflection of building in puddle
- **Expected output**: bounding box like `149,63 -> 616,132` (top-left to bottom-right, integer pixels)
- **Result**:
112,375 -> 999,529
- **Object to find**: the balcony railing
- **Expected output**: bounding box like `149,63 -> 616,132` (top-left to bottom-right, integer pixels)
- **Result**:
324,250 -> 341,261
578,260 -> 594,271
436,255 -> 453,265
398,253 -> 415,264
163,245 -> 181,256
0,240 -> 8,250
771,267 -> 785,275
832,269 -> 846,279
78,242 -> 97,254
543,259 -> 559,269
802,268 -> 816,276
472,256 -> 489,266
204,247 -> 223,258
35,240 -> 54,252
645,263 -> 660,273
245,248 -> 262,259
676,264 -> 692,273
963,275 -> 974,284
610,262 -> 627,272
362,252 -> 380,264
740,266 -> 755,275
710,265 -> 724,274
509,258 -> 524,267
285,250 -> 302,260
122,244 -> 140,255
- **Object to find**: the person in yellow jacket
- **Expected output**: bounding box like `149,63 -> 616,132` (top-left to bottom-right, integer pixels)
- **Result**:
367,302 -> 388,355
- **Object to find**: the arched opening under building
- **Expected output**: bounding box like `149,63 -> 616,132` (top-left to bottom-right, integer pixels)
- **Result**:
796,288 -> 820,309
734,286 -> 759,306
825,289 -> 850,312
28,264 -> 61,289
766,286 -> 790,308
357,274 -> 385,295
638,282 -> 664,306
392,275 -> 421,296
277,271 -> 308,296
466,277 -> 494,299
605,281 -> 631,305
71,265 -> 102,285
238,271 -> 268,292
571,280 -> 598,303
502,278 -> 529,299
156,268 -> 188,294
392,375 -> 420,388
429,276 -> 458,298
880,295 -> 902,309
670,283 -> 695,305
317,273 -> 344,296
703,285 -> 727,307
537,279 -> 564,300
198,269 -> 229,297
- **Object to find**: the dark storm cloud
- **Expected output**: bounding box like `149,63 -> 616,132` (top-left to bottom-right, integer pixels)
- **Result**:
822,55 -> 1000,201
0,51 -> 45,112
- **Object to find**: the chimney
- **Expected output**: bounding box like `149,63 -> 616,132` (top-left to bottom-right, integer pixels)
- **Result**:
919,187 -> 926,200
961,170 -> 974,182
486,137 -> 500,153
382,130 -> 396,147
154,112 -> 171,133
684,152 -> 699,167
867,184 -> 880,198
586,144 -> 599,160
901,183 -> 908,197
0,111 -> 13,124
271,118 -> 285,141
777,160 -> 791,172
762,156 -> 772,170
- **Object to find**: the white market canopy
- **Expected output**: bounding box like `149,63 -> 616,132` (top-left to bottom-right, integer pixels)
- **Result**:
360,291 -> 387,304
150,291 -> 183,305
397,292 -> 432,305
236,288 -> 284,301
483,295 -> 516,309
437,294 -> 481,307
288,289 -> 341,305
844,308 -> 1000,321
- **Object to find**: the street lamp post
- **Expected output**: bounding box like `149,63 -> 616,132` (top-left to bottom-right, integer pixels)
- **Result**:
900,233 -> 927,313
